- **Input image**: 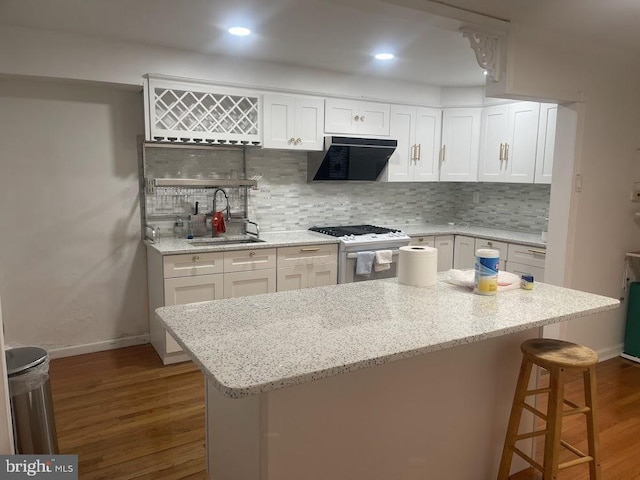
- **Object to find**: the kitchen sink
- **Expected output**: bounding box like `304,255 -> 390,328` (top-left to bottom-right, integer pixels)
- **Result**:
188,237 -> 265,246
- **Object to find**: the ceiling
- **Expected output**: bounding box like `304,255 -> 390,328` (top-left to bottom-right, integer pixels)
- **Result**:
1,0 -> 639,88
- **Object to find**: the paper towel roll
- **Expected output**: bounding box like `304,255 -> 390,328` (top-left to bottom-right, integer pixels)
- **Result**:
397,246 -> 438,287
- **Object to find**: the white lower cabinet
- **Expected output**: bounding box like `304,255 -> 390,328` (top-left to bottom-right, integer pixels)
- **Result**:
453,236 -> 476,269
505,244 -> 546,281
276,244 -> 338,291
474,238 -> 508,271
409,235 -> 453,271
224,270 -> 276,298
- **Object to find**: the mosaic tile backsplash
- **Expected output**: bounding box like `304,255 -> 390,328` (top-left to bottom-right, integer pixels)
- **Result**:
143,147 -> 550,235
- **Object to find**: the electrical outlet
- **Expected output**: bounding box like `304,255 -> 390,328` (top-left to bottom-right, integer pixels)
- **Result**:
472,192 -> 480,204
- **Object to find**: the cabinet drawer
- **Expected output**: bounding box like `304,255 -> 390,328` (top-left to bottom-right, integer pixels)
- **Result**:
277,244 -> 338,267
163,252 -> 224,278
507,244 -> 547,268
224,270 -> 277,298
164,274 -> 224,306
409,236 -> 435,247
475,238 -> 509,260
506,261 -> 545,282
224,248 -> 277,272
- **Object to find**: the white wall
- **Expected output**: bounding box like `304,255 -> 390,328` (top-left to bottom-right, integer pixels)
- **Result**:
0,78 -> 148,353
490,24 -> 640,357
0,26 -> 443,107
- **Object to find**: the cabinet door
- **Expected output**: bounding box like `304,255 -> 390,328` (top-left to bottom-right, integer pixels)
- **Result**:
308,263 -> 338,288
434,235 -> 454,272
325,99 -> 360,134
223,249 -> 277,273
262,95 -> 295,149
453,235 -> 476,269
164,274 -> 224,354
504,102 -> 540,183
535,103 -> 557,184
294,98 -> 325,151
224,270 -> 277,298
358,101 -> 390,136
277,244 -> 338,268
440,108 -> 481,182
277,266 -> 308,292
386,105 -> 416,182
163,252 -> 224,278
507,244 -> 546,269
409,236 -> 435,247
478,105 -> 508,182
413,107 -> 442,181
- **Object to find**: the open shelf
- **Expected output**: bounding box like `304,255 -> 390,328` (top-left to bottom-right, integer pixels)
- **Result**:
151,178 -> 258,188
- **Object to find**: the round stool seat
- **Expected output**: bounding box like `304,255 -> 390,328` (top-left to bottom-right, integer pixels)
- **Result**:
521,338 -> 598,369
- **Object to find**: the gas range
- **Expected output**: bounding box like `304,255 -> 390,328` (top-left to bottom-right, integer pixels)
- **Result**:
309,224 -> 410,251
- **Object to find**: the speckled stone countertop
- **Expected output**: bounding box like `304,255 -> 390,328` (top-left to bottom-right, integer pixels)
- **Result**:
146,223 -> 545,255
156,278 -> 618,399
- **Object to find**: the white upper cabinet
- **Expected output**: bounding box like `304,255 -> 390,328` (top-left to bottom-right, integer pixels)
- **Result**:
534,103 -> 558,184
440,108 -> 481,182
478,102 -> 540,183
263,94 -> 325,151
384,105 -> 441,182
325,99 -> 390,136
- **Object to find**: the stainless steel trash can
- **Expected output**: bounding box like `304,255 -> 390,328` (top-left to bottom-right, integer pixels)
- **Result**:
5,347 -> 59,454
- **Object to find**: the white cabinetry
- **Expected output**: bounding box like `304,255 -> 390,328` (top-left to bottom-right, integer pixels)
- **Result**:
534,103 -> 558,184
263,95 -> 324,151
325,99 -> 390,136
277,244 -> 338,291
144,76 -> 261,144
440,108 -> 481,182
478,102 -> 540,183
148,250 -> 225,364
408,235 -> 453,271
223,249 -> 277,298
505,244 -> 546,281
453,236 -> 476,269
384,106 -> 441,182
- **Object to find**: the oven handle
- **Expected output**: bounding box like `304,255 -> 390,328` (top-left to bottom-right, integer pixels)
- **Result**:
346,250 -> 401,260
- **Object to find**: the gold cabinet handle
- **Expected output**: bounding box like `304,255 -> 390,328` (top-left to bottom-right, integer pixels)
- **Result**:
360,115 -> 365,122
192,255 -> 200,262
441,145 -> 446,163
505,143 -> 510,161
527,249 -> 546,255
354,115 -> 360,122
249,251 -> 256,257
487,241 -> 493,247
296,138 -> 302,145
418,238 -> 424,242
417,143 -> 421,161
499,143 -> 504,161
301,247 -> 320,252
289,137 -> 295,144
410,145 -> 416,163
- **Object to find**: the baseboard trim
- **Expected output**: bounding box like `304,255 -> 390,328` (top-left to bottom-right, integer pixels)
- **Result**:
598,343 -> 624,362
48,334 -> 150,359
620,352 -> 640,364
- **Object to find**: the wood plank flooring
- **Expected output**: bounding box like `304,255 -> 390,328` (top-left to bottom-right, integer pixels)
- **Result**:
49,345 -> 640,479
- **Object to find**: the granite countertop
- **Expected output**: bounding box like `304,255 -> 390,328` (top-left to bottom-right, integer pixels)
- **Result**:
156,278 -> 618,399
146,223 -> 545,255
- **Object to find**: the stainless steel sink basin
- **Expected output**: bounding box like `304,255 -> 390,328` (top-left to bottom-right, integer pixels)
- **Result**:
188,237 -> 265,246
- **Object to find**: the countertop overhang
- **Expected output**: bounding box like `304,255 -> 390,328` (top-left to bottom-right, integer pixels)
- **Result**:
156,278 -> 619,399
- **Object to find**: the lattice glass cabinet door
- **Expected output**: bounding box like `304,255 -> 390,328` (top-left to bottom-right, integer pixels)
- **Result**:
144,76 -> 262,144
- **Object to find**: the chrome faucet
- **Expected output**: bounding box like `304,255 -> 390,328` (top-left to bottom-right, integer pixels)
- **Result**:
212,188 -> 230,237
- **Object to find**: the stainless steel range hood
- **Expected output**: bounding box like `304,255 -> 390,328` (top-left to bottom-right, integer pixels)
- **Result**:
307,136 -> 397,181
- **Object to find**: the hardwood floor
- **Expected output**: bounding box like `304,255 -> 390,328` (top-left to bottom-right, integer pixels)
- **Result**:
49,345 -> 207,480
49,345 -> 640,479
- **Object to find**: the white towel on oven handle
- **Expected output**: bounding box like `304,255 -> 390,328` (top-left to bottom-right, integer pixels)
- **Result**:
374,250 -> 393,272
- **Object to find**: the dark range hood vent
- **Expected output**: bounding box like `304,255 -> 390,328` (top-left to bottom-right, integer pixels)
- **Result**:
307,136 -> 397,182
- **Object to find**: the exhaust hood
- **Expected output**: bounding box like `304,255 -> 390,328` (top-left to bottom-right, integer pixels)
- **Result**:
307,136 -> 397,182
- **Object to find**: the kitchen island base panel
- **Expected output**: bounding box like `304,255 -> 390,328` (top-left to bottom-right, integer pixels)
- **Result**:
206,329 -> 538,480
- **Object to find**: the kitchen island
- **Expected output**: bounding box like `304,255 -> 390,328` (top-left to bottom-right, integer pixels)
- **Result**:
156,278 -> 618,480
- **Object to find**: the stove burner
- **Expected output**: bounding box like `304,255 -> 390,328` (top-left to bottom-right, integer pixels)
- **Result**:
309,224 -> 401,237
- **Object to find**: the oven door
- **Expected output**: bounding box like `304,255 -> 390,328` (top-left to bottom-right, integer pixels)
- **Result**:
339,249 -> 401,283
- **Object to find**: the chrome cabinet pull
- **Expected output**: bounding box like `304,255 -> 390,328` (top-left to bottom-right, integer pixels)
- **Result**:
527,249 -> 546,255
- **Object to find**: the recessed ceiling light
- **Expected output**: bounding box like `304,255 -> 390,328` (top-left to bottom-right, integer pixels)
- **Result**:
228,26 -> 251,36
483,70 -> 488,76
374,53 -> 394,60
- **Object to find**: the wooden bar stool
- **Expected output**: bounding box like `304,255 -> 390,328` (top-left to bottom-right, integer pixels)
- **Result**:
497,338 -> 601,480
